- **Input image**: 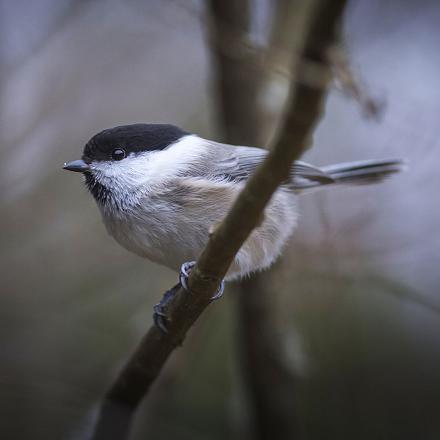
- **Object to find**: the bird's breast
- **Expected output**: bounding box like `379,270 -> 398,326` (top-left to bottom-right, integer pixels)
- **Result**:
100,197 -> 208,271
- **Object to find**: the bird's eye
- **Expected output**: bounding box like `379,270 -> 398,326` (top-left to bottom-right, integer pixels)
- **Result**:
112,148 -> 126,161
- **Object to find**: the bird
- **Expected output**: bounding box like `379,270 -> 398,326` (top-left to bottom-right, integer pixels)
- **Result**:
64,123 -> 404,330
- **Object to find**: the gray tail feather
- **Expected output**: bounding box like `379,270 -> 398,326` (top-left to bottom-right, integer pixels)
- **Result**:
322,159 -> 406,185
293,159 -> 406,190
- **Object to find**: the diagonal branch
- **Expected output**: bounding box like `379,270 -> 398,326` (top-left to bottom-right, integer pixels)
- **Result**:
91,1 -> 347,438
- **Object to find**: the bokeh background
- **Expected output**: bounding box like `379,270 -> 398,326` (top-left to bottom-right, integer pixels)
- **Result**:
1,0 -> 440,439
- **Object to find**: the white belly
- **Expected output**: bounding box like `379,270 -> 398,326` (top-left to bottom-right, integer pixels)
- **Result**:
101,181 -> 298,280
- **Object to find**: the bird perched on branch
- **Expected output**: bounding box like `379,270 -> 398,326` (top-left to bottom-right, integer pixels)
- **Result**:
64,124 -> 404,330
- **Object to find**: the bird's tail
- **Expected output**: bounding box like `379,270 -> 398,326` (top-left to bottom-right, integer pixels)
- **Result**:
322,159 -> 406,185
292,159 -> 406,191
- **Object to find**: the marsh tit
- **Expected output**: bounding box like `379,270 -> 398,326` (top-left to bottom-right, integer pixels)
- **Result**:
64,124 -> 403,328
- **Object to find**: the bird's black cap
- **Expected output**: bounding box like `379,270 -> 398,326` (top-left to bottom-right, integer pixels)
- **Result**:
82,124 -> 189,163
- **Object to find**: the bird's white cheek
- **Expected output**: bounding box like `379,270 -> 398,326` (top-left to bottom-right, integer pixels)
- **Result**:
90,161 -> 120,179
90,160 -> 141,188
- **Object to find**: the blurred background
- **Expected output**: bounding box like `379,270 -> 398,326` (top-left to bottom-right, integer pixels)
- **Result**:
1,0 -> 440,439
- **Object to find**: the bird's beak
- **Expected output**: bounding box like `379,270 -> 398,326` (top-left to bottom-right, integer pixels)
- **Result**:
63,159 -> 90,173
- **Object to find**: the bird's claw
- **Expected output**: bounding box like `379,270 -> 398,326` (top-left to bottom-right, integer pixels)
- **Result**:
211,281 -> 225,300
152,283 -> 180,334
179,261 -> 196,291
179,261 -> 225,301
153,261 -> 226,333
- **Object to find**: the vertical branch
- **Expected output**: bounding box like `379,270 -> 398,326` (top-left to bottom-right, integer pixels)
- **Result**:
207,1 -> 347,439
207,0 -> 265,145
208,1 -> 300,438
238,274 -> 301,439
207,2 -> 300,439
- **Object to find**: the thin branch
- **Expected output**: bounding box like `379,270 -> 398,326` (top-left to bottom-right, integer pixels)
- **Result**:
91,1 -> 347,438
328,45 -> 385,119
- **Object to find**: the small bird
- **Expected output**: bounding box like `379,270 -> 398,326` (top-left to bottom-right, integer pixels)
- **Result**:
64,124 -> 403,329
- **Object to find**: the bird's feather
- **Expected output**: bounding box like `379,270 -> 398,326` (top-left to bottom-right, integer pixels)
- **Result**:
202,141 -> 404,191
209,143 -> 334,187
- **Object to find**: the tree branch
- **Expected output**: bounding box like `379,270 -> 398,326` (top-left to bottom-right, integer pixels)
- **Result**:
207,0 -> 265,144
91,1 -> 347,438
237,273 -> 301,439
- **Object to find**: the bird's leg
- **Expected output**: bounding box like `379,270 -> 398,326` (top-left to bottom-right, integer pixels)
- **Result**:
153,261 -> 226,333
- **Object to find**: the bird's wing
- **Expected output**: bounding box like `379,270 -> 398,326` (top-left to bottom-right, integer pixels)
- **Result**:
209,144 -> 334,187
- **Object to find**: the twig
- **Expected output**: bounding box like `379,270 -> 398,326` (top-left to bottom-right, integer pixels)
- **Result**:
328,45 -> 385,119
91,1 -> 347,438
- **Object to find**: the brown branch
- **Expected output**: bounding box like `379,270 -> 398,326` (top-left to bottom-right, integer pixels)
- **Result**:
91,1 -> 347,438
207,0 -> 265,145
237,273 -> 301,439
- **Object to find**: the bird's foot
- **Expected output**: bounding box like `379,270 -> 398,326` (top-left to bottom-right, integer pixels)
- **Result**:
153,283 -> 180,334
179,261 -> 196,291
179,261 -> 225,301
153,261 -> 226,333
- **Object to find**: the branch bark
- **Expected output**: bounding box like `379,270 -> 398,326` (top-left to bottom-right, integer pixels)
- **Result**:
91,1 -> 347,438
207,0 -> 259,144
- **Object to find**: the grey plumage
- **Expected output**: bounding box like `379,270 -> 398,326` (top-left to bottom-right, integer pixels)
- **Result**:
195,141 -> 404,190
